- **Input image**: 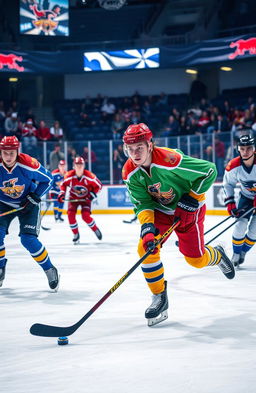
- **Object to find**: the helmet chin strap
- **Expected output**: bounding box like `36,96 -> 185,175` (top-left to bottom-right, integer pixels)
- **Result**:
241,154 -> 254,161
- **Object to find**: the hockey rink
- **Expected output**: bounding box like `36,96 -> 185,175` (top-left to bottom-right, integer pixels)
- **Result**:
1,213 -> 256,393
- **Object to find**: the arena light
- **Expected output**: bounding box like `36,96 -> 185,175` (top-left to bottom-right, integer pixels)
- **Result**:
98,0 -> 126,10
185,69 -> 198,74
220,66 -> 232,71
9,77 -> 18,82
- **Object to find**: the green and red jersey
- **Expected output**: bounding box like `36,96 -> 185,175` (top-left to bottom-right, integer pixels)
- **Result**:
122,146 -> 217,224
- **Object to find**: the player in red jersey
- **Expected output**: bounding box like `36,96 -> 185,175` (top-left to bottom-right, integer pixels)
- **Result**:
58,156 -> 102,244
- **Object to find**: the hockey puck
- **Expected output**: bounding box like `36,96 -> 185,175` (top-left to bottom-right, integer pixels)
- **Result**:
58,336 -> 69,345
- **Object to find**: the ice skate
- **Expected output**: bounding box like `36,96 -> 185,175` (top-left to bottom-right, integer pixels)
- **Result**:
73,232 -> 80,244
215,245 -> 235,279
58,216 -> 64,222
231,253 -> 240,268
239,251 -> 246,265
95,228 -> 102,240
45,266 -> 59,292
145,281 -> 168,327
0,265 -> 6,287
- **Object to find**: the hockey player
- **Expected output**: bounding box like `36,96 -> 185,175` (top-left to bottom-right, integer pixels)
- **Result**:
122,123 -> 235,326
0,136 -> 59,291
58,156 -> 102,244
223,134 -> 256,267
50,159 -> 66,222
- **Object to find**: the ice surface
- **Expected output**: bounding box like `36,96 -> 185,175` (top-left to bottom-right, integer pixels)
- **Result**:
1,214 -> 256,393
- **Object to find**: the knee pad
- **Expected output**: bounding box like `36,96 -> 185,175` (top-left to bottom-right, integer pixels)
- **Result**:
247,215 -> 256,240
233,218 -> 248,239
0,226 -> 6,244
20,234 -> 40,253
185,252 -> 208,268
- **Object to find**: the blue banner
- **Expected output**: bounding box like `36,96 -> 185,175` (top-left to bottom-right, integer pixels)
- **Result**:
108,188 -> 133,207
84,48 -> 160,71
0,35 -> 255,73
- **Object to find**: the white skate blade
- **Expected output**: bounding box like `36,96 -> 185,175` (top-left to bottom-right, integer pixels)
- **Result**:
147,310 -> 168,327
50,274 -> 60,293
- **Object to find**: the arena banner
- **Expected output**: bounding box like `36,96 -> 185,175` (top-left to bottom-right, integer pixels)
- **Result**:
0,34 -> 255,73
213,184 -> 241,209
20,0 -> 69,36
83,48 -> 160,71
108,187 -> 133,208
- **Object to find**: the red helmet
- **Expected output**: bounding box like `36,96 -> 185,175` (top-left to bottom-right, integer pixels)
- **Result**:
123,123 -> 153,144
59,160 -> 66,165
73,156 -> 85,165
0,136 -> 20,150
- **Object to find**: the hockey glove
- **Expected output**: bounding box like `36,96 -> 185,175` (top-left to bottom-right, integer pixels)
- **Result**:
21,192 -> 41,213
174,194 -> 199,231
57,191 -> 65,204
89,191 -> 97,201
140,223 -> 159,254
224,197 -> 239,217
49,191 -> 56,200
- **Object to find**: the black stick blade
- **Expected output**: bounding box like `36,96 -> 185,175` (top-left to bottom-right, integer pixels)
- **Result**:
41,226 -> 51,231
30,323 -> 76,337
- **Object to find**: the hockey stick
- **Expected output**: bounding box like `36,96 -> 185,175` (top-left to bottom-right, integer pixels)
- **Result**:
41,201 -> 52,231
204,215 -> 232,236
205,207 -> 255,245
123,215 -> 137,224
45,199 -> 86,203
0,205 -> 26,217
30,218 -> 180,338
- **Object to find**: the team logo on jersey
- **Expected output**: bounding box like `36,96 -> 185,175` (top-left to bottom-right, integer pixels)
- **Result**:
0,178 -> 25,199
148,182 -> 175,205
241,180 -> 256,192
164,151 -> 180,165
73,185 -> 88,197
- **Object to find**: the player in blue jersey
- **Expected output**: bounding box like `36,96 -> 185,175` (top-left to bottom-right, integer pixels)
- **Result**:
50,159 -> 66,222
0,136 -> 59,291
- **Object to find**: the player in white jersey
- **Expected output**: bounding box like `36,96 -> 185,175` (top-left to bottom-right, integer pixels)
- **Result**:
223,134 -> 256,266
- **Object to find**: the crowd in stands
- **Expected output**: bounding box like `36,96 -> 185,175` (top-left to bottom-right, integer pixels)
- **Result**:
54,88 -> 256,143
0,87 -> 256,183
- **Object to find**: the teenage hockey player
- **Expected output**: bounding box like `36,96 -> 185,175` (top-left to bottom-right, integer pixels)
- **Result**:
50,159 -> 66,222
0,136 -> 59,290
58,156 -> 102,244
223,134 -> 256,267
122,123 -> 235,326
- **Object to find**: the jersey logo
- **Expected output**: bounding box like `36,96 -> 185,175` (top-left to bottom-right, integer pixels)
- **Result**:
73,185 -> 88,197
0,178 -> 25,199
164,152 -> 180,165
240,180 -> 256,192
148,182 -> 175,205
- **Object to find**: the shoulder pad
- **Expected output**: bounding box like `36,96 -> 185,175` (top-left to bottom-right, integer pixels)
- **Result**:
84,170 -> 95,178
153,147 -> 182,168
18,153 -> 40,169
122,159 -> 136,181
225,157 -> 241,171
65,169 -> 75,179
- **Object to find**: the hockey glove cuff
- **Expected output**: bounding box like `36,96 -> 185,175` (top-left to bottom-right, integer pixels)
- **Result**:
174,194 -> 199,231
141,223 -> 159,254
21,192 -> 41,213
57,191 -> 65,204
224,197 -> 239,217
